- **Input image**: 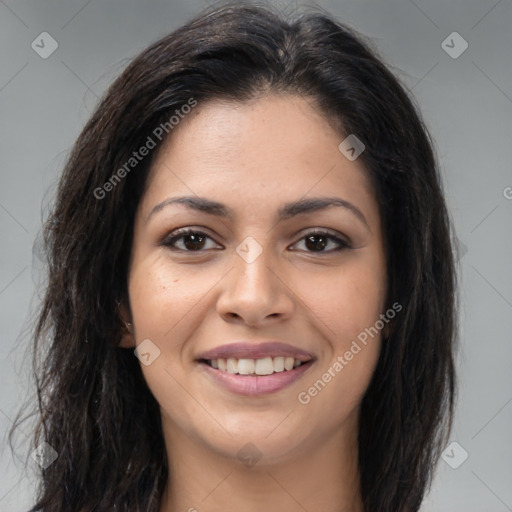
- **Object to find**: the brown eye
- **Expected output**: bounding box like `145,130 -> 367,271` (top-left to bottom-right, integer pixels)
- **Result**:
292,231 -> 350,253
163,229 -> 221,251
162,228 -> 350,254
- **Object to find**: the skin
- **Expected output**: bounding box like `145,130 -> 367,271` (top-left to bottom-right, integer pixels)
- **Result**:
119,94 -> 388,512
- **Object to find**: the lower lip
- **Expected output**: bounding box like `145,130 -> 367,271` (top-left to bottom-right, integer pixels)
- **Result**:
199,361 -> 314,396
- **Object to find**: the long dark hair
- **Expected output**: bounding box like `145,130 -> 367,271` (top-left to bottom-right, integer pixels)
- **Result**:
10,2 -> 458,511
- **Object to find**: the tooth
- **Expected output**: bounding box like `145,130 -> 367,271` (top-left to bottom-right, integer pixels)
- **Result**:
214,356 -> 306,374
226,358 -> 238,374
237,358 -> 255,375
284,357 -> 294,371
273,356 -> 285,372
255,357 -> 274,375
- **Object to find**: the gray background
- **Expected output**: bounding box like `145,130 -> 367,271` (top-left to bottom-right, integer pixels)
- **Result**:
1,0 -> 511,510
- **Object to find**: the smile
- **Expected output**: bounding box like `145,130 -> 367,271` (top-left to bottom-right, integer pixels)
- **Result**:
198,357 -> 314,396
196,341 -> 316,395
204,356 -> 305,375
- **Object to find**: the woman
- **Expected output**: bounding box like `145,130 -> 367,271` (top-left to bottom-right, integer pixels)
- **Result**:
11,2 -> 458,511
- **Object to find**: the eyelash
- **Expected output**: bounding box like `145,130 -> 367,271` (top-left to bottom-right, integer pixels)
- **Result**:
161,228 -> 351,254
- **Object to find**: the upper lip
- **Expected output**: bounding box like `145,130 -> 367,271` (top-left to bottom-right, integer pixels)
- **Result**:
196,341 -> 315,362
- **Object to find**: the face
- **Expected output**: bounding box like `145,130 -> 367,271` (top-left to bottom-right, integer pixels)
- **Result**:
121,94 -> 388,465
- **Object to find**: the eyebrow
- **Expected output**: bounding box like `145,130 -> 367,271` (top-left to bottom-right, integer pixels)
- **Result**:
146,195 -> 370,230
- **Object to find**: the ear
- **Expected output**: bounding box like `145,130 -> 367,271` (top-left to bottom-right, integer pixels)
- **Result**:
117,301 -> 135,348
382,319 -> 394,341
382,322 -> 390,340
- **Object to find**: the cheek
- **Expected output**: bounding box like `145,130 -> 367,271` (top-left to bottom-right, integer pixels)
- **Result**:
294,258 -> 386,348
292,259 -> 385,408
127,256 -> 210,425
128,252 -> 214,339
332,275 -> 386,346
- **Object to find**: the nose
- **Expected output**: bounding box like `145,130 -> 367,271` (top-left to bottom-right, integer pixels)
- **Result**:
216,242 -> 294,327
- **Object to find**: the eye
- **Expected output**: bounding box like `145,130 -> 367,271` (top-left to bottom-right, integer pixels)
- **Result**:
161,228 -> 351,254
162,228 -> 221,252
291,230 -> 351,253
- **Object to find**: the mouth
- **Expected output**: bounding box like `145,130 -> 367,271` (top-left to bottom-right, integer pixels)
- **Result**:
200,356 -> 310,376
196,341 -> 316,396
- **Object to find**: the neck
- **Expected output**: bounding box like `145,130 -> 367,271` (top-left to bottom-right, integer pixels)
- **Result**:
158,412 -> 363,512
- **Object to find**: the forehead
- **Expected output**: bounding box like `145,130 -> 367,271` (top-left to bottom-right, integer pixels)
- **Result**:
139,94 -> 378,225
